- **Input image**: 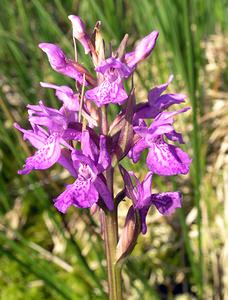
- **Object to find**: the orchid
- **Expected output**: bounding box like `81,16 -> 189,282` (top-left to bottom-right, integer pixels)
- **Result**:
120,165 -> 182,234
15,15 -> 192,300
85,57 -> 131,106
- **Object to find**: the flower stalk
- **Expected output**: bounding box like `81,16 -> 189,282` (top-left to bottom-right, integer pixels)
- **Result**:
101,105 -> 123,299
103,209 -> 122,300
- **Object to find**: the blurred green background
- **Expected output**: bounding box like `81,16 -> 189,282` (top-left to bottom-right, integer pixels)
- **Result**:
0,0 -> 227,299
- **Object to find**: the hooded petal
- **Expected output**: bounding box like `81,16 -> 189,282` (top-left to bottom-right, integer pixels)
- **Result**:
81,130 -> 98,161
68,15 -> 91,54
95,57 -> 132,78
18,134 -> 61,174
72,150 -> 98,176
97,135 -> 111,171
125,31 -> 159,69
151,192 -> 182,215
141,172 -> 153,202
57,149 -> 78,178
146,140 -> 191,175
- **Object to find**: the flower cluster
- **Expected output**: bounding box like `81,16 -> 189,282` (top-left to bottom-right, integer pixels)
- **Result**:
15,16 -> 191,243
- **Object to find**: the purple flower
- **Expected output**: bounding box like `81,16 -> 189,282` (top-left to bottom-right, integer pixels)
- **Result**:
68,15 -> 91,54
14,101 -> 81,174
39,43 -> 88,85
120,165 -> 182,234
40,82 -> 80,111
130,108 -> 192,175
134,75 -> 186,121
125,31 -> 159,70
54,131 -> 113,212
85,57 -> 130,107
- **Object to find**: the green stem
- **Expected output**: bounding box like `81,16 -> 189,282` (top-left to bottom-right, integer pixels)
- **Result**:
103,209 -> 122,300
100,105 -> 123,300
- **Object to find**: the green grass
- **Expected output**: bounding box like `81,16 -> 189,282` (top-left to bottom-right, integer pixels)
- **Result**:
0,0 -> 227,299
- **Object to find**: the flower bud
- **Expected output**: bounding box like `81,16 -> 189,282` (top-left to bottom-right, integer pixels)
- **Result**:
116,206 -> 140,263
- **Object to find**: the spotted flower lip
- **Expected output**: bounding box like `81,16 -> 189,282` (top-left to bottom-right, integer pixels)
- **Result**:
14,102 -> 81,175
119,165 -> 182,234
68,15 -> 91,54
39,43 -> 89,85
54,131 -> 113,212
130,108 -> 191,175
85,57 -> 129,107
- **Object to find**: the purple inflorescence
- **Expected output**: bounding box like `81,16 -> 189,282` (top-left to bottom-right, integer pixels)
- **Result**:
15,15 -> 191,235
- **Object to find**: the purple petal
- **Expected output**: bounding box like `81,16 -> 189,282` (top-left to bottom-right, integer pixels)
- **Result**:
14,123 -> 46,149
72,150 -> 98,175
134,121 -> 173,140
81,130 -> 98,161
119,165 -> 137,206
165,130 -> 184,144
94,177 -> 114,210
57,149 -> 77,178
39,43 -> 86,84
18,134 -> 61,174
72,180 -> 99,208
154,93 -> 186,111
62,128 -> 81,141
146,141 -> 192,176
129,138 -> 148,163
95,57 -> 132,77
154,107 -> 190,123
151,192 -> 182,215
134,104 -> 159,121
40,82 -> 79,111
139,206 -> 150,234
136,93 -> 186,121
141,172 -> 153,202
54,186 -> 74,213
125,31 -> 159,69
98,135 -> 111,171
54,179 -> 99,212
85,79 -> 128,107
148,75 -> 173,104
28,100 -> 67,132
68,15 -> 91,54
